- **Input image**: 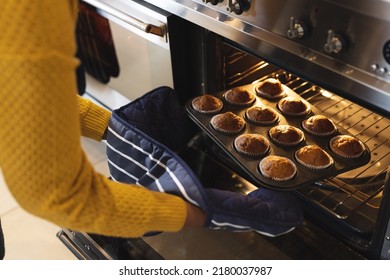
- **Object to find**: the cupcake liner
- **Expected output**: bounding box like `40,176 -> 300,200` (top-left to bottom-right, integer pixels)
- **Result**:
329,135 -> 366,159
245,107 -> 279,126
246,116 -> 279,126
302,125 -> 337,137
270,137 -> 304,147
256,91 -> 286,100
191,96 -> 223,114
210,115 -> 246,135
233,135 -> 270,158
277,98 -> 311,117
235,148 -> 270,158
278,107 -> 311,117
301,116 -> 337,137
268,125 -> 305,147
258,156 -> 297,181
255,90 -> 286,100
294,147 -> 334,170
210,123 -> 246,135
253,84 -> 286,100
224,90 -> 256,106
193,107 -> 223,114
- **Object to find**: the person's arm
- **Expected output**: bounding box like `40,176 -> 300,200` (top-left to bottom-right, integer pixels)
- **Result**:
0,0 -> 205,237
77,96 -> 111,141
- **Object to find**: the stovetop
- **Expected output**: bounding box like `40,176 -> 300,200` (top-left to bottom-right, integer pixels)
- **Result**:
142,0 -> 390,115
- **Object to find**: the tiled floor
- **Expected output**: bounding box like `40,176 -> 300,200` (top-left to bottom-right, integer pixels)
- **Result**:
0,138 -> 110,260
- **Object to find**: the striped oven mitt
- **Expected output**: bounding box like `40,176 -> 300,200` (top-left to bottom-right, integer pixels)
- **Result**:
106,86 -> 303,237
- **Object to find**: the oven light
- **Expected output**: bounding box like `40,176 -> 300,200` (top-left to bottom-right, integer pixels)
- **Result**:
320,89 -> 333,98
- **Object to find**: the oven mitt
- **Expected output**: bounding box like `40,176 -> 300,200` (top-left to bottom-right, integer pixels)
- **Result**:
106,86 -> 303,237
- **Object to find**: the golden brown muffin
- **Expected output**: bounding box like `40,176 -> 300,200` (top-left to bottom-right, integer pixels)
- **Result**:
278,97 -> 311,116
259,155 -> 297,181
330,135 -> 365,158
224,87 -> 256,106
255,78 -> 285,99
269,125 -> 304,146
192,95 -> 223,114
210,111 -> 245,134
302,115 -> 337,136
295,145 -> 333,169
234,133 -> 270,157
245,106 -> 279,125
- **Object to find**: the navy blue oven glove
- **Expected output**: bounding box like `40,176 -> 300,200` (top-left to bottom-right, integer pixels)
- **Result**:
106,86 -> 303,237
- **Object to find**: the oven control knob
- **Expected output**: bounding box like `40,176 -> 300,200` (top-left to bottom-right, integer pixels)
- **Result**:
287,17 -> 306,39
370,64 -> 379,71
378,67 -> 387,75
324,30 -> 344,54
384,40 -> 390,64
202,0 -> 220,5
226,0 -> 250,15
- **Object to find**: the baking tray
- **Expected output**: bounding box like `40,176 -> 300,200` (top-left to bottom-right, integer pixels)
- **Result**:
185,82 -> 371,191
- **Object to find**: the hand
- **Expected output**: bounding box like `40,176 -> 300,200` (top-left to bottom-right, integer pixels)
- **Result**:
183,202 -> 207,228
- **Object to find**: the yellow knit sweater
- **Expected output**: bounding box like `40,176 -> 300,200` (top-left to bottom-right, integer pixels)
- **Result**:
0,0 -> 186,237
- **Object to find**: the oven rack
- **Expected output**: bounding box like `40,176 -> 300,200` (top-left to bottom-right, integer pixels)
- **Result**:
260,71 -> 389,221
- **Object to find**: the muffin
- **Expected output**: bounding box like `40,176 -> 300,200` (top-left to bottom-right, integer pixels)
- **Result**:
330,135 -> 365,158
302,115 -> 337,136
295,145 -> 334,169
192,95 -> 223,114
259,155 -> 297,181
224,87 -> 256,106
234,133 -> 270,157
255,78 -> 285,99
210,111 -> 245,134
245,106 -> 279,125
269,125 -> 305,146
278,97 -> 311,116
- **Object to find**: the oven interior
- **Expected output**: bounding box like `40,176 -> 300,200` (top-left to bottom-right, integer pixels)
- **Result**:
176,32 -> 390,258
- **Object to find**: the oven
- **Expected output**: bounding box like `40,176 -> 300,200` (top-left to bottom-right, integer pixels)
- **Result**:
58,0 -> 390,260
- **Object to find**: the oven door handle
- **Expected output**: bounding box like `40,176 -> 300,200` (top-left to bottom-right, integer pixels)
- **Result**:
82,0 -> 166,38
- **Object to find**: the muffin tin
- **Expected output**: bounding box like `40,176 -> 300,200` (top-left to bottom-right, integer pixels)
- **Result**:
185,82 -> 371,190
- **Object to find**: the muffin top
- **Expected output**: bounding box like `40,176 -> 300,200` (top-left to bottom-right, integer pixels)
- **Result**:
255,78 -> 285,99
269,125 -> 304,146
302,115 -> 337,136
295,145 -> 333,169
259,155 -> 297,181
234,133 -> 270,157
224,87 -> 256,106
278,97 -> 311,116
210,111 -> 245,134
245,106 -> 279,125
192,95 -> 223,114
330,135 -> 365,158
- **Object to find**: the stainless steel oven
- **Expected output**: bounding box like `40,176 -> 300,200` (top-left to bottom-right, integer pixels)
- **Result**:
58,0 -> 390,260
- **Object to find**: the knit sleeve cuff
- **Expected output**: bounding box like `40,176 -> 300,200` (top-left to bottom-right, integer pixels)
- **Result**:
78,96 -> 112,141
149,192 -> 187,233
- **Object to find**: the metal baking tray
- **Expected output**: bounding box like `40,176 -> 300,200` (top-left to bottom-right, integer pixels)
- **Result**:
185,82 -> 371,190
